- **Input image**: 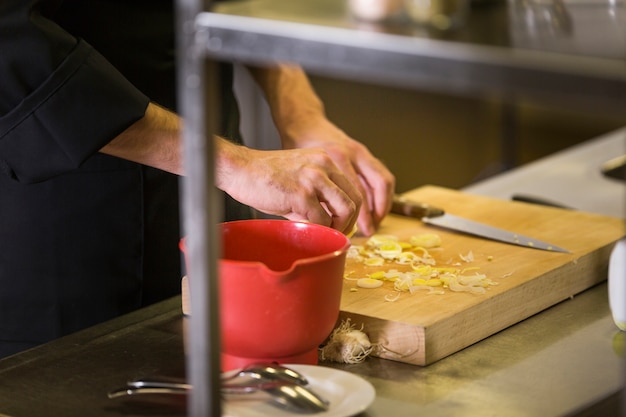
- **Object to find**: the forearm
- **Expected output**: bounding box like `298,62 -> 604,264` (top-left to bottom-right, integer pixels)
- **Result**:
100,102 -> 184,175
214,135 -> 249,193
100,101 -> 361,234
248,64 -> 327,148
99,104 -> 244,181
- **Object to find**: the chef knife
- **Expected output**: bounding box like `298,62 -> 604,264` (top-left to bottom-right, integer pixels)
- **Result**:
391,195 -> 570,253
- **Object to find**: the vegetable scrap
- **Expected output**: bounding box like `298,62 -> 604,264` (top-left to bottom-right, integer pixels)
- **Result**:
345,233 -> 498,299
356,278 -> 384,288
319,318 -> 373,364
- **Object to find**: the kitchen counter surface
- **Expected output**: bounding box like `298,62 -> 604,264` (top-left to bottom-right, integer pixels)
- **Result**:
465,127 -> 625,218
0,284 -> 622,417
0,129 -> 624,416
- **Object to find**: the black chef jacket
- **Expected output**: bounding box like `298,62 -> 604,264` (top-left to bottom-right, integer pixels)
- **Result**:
0,0 -> 245,357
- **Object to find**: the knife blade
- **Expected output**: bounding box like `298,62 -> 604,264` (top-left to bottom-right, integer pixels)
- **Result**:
391,195 -> 570,253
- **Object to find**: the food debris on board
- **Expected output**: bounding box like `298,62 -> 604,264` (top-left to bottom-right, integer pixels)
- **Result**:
344,233 -> 500,301
324,233 -> 504,363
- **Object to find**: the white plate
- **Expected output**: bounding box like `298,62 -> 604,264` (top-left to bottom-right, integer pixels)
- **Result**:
222,364 -> 376,417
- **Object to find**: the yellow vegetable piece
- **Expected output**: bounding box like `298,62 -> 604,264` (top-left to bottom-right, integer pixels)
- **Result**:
357,278 -> 384,289
364,257 -> 385,266
367,234 -> 398,247
399,241 -> 413,250
377,242 -> 403,259
412,278 -> 427,286
435,267 -> 459,274
410,234 -> 442,249
396,252 -> 418,263
369,271 -> 386,279
411,265 -> 433,274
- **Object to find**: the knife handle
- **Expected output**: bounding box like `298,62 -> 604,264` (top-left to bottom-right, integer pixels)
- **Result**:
391,195 -> 445,219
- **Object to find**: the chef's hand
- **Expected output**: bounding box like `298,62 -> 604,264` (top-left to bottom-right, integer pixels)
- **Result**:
100,103 -> 362,234
249,64 -> 395,236
216,137 -> 362,235
281,116 -> 395,237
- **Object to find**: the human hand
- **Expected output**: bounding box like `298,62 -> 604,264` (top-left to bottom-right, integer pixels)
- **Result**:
216,138 -> 362,235
280,117 -> 395,236
249,64 -> 395,235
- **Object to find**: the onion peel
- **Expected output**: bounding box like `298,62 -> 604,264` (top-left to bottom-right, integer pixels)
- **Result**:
319,318 -> 373,364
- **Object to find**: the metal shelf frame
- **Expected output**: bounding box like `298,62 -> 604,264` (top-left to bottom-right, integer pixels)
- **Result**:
196,11 -> 626,114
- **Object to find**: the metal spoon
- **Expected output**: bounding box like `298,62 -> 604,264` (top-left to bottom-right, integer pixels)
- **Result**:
123,361 -> 308,393
223,362 -> 309,386
125,377 -> 286,394
107,380 -> 329,414
264,383 -> 330,414
109,379 -> 288,396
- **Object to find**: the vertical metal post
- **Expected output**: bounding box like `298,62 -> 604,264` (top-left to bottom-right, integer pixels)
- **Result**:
176,0 -> 222,416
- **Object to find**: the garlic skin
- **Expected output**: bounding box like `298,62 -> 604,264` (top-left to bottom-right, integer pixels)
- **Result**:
319,319 -> 373,364
348,0 -> 404,22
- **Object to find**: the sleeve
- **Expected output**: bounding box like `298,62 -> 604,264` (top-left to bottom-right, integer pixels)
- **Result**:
0,0 -> 150,183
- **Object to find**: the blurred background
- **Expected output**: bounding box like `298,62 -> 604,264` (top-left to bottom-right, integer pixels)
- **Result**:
236,68 -> 624,193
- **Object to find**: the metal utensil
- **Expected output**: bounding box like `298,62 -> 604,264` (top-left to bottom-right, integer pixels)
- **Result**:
391,195 -> 570,253
126,376 -> 287,394
263,383 -> 329,414
121,361 -> 308,395
223,362 -> 309,386
108,379 -> 329,414
111,378 -> 293,396
108,386 -> 187,398
511,194 -> 572,209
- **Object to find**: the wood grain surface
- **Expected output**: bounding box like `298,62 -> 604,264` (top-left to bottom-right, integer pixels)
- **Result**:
338,185 -> 624,366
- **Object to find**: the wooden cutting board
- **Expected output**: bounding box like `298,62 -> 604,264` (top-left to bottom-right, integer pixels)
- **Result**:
337,185 -> 624,366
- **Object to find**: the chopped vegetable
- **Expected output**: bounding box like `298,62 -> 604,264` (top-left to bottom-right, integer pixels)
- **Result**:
459,251 -> 474,262
319,318 -> 373,363
364,257 -> 385,266
366,234 -> 398,246
409,233 -> 442,249
384,292 -> 401,302
345,233 -> 497,298
368,270 -> 386,280
357,278 -> 384,288
346,246 -> 363,260
377,241 -> 403,259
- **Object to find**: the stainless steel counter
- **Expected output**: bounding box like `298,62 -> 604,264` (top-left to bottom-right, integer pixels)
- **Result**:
0,283 -> 622,417
465,127 -> 626,218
